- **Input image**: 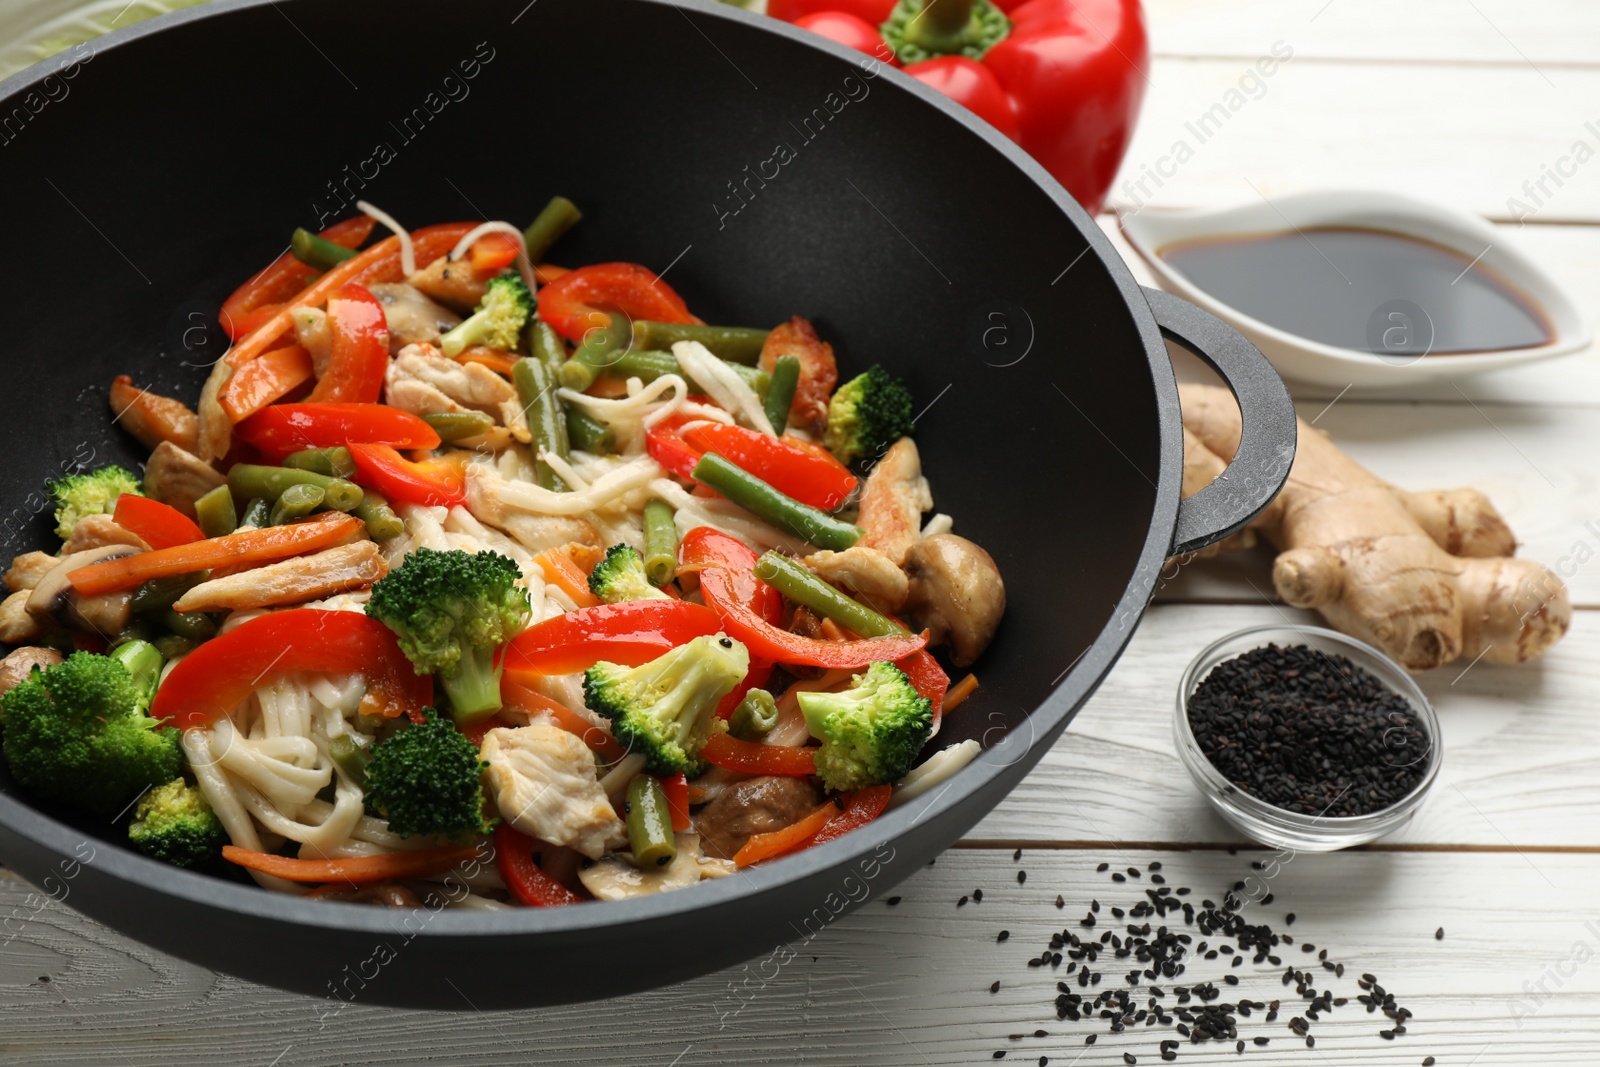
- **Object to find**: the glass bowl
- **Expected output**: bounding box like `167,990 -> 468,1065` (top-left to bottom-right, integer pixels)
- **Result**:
1174,624 -> 1442,851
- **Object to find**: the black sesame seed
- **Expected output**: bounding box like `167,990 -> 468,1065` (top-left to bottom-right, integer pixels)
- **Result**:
993,1051 -> 1006,1059
1285,913 -> 1295,925
1435,927 -> 1444,941
1113,873 -> 1127,883
1423,1059 -> 1435,1066
998,930 -> 1010,942
1013,848 -> 1023,861
1019,871 -> 1028,885
990,980 -> 1000,994
885,896 -> 901,906
958,896 -> 969,907
1123,1055 -> 1137,1065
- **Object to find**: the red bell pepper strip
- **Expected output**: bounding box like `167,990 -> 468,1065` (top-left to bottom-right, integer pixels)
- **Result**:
677,527 -> 784,623
224,222 -> 476,369
458,712 -> 517,748
223,843 -> 479,884
714,660 -> 774,722
68,513 -> 363,596
776,0 -> 1148,214
733,802 -> 837,867
657,772 -> 691,832
469,231 -> 521,274
307,284 -> 389,403
218,216 -> 375,342
795,11 -> 898,63
810,785 -> 893,846
536,262 -> 701,344
111,494 -> 204,551
236,403 -> 441,454
502,600 -> 723,676
501,672 -> 625,760
217,343 -> 316,423
701,732 -> 818,777
645,415 -> 705,483
896,649 -> 950,737
680,423 -> 858,510
493,823 -> 584,907
346,443 -> 466,508
152,609 -> 433,731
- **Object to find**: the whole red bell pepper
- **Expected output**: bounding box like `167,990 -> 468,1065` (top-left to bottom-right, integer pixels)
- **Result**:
772,0 -> 1147,214
152,609 -> 433,730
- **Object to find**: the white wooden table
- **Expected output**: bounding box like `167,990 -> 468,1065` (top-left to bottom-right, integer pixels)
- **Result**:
4,1 -> 1599,1063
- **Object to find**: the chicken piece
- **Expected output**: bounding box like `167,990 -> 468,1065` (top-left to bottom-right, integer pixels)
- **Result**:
109,375 -> 199,454
803,545 -> 909,614
143,441 -> 227,519
479,723 -> 628,860
63,514 -> 150,554
0,591 -> 41,644
172,541 -> 388,613
367,283 -> 462,353
292,307 -> 334,378
6,552 -> 57,593
577,833 -> 736,901
759,317 -> 838,437
856,437 -> 932,566
902,534 -> 1005,668
391,344 -> 517,411
693,775 -> 826,861
385,376 -> 467,419
407,255 -> 489,313
195,359 -> 233,463
0,647 -> 64,697
465,465 -> 599,553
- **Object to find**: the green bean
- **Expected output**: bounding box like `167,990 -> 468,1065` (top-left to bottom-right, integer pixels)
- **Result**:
630,322 -> 770,364
192,484 -> 237,539
283,446 -> 357,479
290,227 -> 359,271
522,195 -> 582,263
109,639 -> 163,706
269,482 -> 325,525
228,464 -> 363,512
153,634 -> 196,660
605,348 -> 769,397
558,312 -> 631,391
763,354 -> 800,434
513,358 -> 570,492
240,497 -> 271,529
625,774 -> 677,869
420,410 -> 496,443
132,573 -> 203,615
753,551 -> 905,637
691,454 -> 862,552
564,405 -> 616,455
352,489 -> 404,542
729,688 -> 779,741
642,499 -> 678,586
327,734 -> 369,787
529,319 -> 569,371
110,619 -> 156,650
160,608 -> 218,643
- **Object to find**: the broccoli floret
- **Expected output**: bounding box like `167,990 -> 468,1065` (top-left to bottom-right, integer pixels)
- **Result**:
439,268 -> 534,356
588,543 -> 671,605
128,778 -> 225,868
797,661 -> 932,792
583,634 -> 749,776
365,548 -> 532,724
1,651 -> 182,817
47,464 -> 142,540
823,364 -> 916,466
362,709 -> 492,840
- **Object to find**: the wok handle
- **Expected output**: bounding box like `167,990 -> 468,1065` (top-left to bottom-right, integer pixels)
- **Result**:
1143,287 -> 1297,557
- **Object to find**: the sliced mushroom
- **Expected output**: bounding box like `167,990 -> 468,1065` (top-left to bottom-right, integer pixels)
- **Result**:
368,283 -> 462,353
5,551 -> 58,593
576,833 -> 734,901
143,441 -> 226,519
902,534 -> 1005,668
0,647 -> 64,696
63,514 -> 150,555
26,545 -> 141,639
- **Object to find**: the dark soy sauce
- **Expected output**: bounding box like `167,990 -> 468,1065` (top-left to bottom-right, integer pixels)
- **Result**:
1160,227 -> 1553,356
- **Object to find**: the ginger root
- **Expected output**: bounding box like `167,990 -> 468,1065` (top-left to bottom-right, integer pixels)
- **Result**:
1180,382 -> 1569,670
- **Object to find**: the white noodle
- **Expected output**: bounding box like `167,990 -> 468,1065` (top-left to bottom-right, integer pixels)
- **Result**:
891,739 -> 982,806
673,341 -> 774,435
558,374 -> 687,454
921,513 -> 954,538
600,753 -> 648,803
476,454 -> 663,517
447,221 -> 537,298
648,478 -> 810,555
356,200 -> 415,276
541,451 -> 591,491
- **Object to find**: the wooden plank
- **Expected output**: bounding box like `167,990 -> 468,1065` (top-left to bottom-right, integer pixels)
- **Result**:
0,849 -> 1593,1065
1098,218 -> 1600,407
1107,59 -> 1600,223
969,603 -> 1600,847
1146,0 -> 1600,66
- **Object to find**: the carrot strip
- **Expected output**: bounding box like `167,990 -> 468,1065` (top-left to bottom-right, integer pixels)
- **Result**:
455,347 -> 519,376
733,803 -> 837,868
501,672 -> 624,760
535,548 -> 600,608
225,222 -> 476,369
218,344 -> 315,422
943,673 -> 979,713
534,263 -> 569,284
67,513 -> 362,596
221,843 -> 480,884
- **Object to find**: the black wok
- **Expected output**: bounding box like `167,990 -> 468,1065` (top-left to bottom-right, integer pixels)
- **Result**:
0,0 -> 1294,1008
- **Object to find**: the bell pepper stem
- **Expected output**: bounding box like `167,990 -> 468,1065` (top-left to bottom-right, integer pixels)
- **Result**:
886,0 -> 1009,64
918,0 -> 976,37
